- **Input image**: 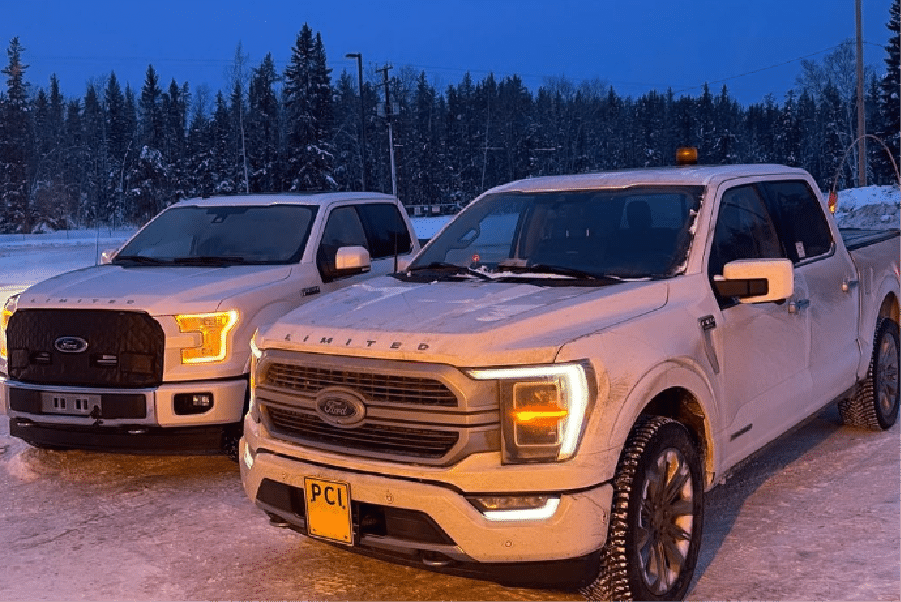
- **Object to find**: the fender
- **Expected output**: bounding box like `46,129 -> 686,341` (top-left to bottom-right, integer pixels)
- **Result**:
857,273 -> 901,377
605,359 -> 721,489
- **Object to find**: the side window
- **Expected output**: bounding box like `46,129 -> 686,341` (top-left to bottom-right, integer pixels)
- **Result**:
356,203 -> 413,258
760,180 -> 833,262
317,206 -> 368,280
708,185 -> 785,278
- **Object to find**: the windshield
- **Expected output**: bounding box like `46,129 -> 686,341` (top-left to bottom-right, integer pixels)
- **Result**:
407,186 -> 703,281
113,204 -> 318,266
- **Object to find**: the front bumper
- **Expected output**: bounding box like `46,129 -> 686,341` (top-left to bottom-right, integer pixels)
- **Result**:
239,435 -> 613,588
4,377 -> 247,452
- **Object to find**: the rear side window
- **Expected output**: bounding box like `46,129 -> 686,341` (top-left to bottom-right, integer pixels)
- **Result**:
356,203 -> 413,258
760,180 -> 833,262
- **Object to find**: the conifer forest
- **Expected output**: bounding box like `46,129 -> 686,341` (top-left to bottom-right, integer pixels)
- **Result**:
0,5 -> 899,234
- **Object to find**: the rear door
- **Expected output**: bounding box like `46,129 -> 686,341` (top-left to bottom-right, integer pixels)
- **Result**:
759,179 -> 860,408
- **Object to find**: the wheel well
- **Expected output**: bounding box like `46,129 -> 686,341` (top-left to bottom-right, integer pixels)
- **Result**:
640,387 -> 713,486
879,293 -> 899,325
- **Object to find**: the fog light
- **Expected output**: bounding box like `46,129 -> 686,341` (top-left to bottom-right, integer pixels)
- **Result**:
174,392 -> 214,415
467,495 -> 560,521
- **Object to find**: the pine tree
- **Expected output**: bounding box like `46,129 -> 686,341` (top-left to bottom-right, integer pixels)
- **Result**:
82,83 -> 106,224
210,90 -> 237,193
247,53 -> 281,193
333,69 -> 362,192
183,84 -> 213,197
776,90 -> 801,166
283,24 -> 334,191
875,0 -> 900,183
139,64 -> 164,151
0,37 -> 31,232
129,65 -> 169,222
822,84 -> 850,190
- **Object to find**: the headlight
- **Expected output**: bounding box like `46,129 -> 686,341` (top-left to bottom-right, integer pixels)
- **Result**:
248,330 -> 261,422
1,294 -> 19,361
467,362 -> 592,463
174,310 -> 239,364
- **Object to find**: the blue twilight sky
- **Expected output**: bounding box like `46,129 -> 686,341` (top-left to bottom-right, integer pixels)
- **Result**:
2,0 -> 896,107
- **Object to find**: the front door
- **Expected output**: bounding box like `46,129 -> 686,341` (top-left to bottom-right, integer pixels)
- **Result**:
706,182 -> 812,468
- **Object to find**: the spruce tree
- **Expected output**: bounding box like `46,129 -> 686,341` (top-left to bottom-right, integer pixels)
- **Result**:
283,24 -> 334,191
247,53 -> 281,193
82,84 -> 106,224
875,0 -> 900,183
139,64 -> 163,151
0,37 -> 31,232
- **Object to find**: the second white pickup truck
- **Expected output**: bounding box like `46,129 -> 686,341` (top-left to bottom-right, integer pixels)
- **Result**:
2,192 -> 419,456
240,158 -> 899,599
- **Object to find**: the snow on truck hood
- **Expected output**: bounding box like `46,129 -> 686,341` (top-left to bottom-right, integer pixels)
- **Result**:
15,263 -> 292,314
261,276 -> 669,366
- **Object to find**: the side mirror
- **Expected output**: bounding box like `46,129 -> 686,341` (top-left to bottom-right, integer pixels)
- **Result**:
334,246 -> 371,277
713,258 -> 794,304
100,248 -> 118,265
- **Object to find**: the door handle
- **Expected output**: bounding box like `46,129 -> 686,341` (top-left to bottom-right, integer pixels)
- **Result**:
788,299 -> 810,314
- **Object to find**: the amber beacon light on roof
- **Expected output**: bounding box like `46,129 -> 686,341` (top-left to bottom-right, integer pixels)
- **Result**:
676,146 -> 699,165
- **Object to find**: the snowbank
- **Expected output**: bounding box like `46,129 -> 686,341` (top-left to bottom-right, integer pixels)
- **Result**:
834,185 -> 901,229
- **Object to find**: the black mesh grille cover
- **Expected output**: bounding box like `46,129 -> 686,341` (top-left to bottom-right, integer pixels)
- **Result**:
7,309 -> 165,387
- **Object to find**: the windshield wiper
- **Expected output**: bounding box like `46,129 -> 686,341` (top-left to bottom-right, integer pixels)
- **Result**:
495,262 -> 619,281
407,261 -> 492,281
172,256 -> 246,266
112,255 -> 173,265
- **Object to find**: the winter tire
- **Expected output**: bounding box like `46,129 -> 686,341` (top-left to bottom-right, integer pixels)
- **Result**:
838,318 -> 900,431
582,416 -> 704,601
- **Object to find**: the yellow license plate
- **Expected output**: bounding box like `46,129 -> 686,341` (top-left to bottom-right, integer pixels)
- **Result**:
304,477 -> 353,545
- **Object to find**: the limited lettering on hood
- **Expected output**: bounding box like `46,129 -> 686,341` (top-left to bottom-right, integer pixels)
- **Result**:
22,296 -> 137,306
282,331 -> 432,352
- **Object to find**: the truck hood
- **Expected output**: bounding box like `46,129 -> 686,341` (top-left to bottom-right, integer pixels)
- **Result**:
262,277 -> 669,366
15,264 -> 293,315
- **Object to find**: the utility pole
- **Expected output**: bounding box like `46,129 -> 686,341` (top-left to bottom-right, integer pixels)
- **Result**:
856,0 -> 867,187
345,53 -> 367,192
376,63 -> 397,197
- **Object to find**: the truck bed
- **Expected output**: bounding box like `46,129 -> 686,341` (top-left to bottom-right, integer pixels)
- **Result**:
839,227 -> 900,251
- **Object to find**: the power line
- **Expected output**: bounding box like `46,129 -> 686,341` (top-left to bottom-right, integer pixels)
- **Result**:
670,43 -> 849,96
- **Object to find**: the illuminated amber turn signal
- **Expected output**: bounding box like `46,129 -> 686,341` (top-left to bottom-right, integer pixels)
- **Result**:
513,406 -> 569,424
175,310 -> 238,364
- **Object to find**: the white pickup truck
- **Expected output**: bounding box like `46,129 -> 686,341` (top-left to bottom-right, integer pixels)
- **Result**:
1,192 -> 419,456
239,160 -> 899,600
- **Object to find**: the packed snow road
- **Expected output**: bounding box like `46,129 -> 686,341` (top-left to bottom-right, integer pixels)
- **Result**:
0,402 -> 897,601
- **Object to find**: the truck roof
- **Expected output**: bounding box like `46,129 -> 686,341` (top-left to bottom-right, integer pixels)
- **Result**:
170,192 -> 400,208
490,164 -> 812,194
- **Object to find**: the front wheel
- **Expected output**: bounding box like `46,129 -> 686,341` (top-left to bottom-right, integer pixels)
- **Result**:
583,416 -> 704,601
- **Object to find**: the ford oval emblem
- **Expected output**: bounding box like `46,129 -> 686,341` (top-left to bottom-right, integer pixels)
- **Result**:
54,336 -> 89,354
314,388 -> 366,428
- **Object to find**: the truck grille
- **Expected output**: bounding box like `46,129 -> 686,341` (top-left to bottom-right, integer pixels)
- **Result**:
6,309 -> 165,387
265,362 -> 457,406
267,407 -> 459,458
257,352 -> 499,466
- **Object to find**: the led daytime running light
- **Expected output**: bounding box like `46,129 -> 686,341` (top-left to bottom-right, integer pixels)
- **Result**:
482,498 -> 561,521
1,295 -> 18,361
